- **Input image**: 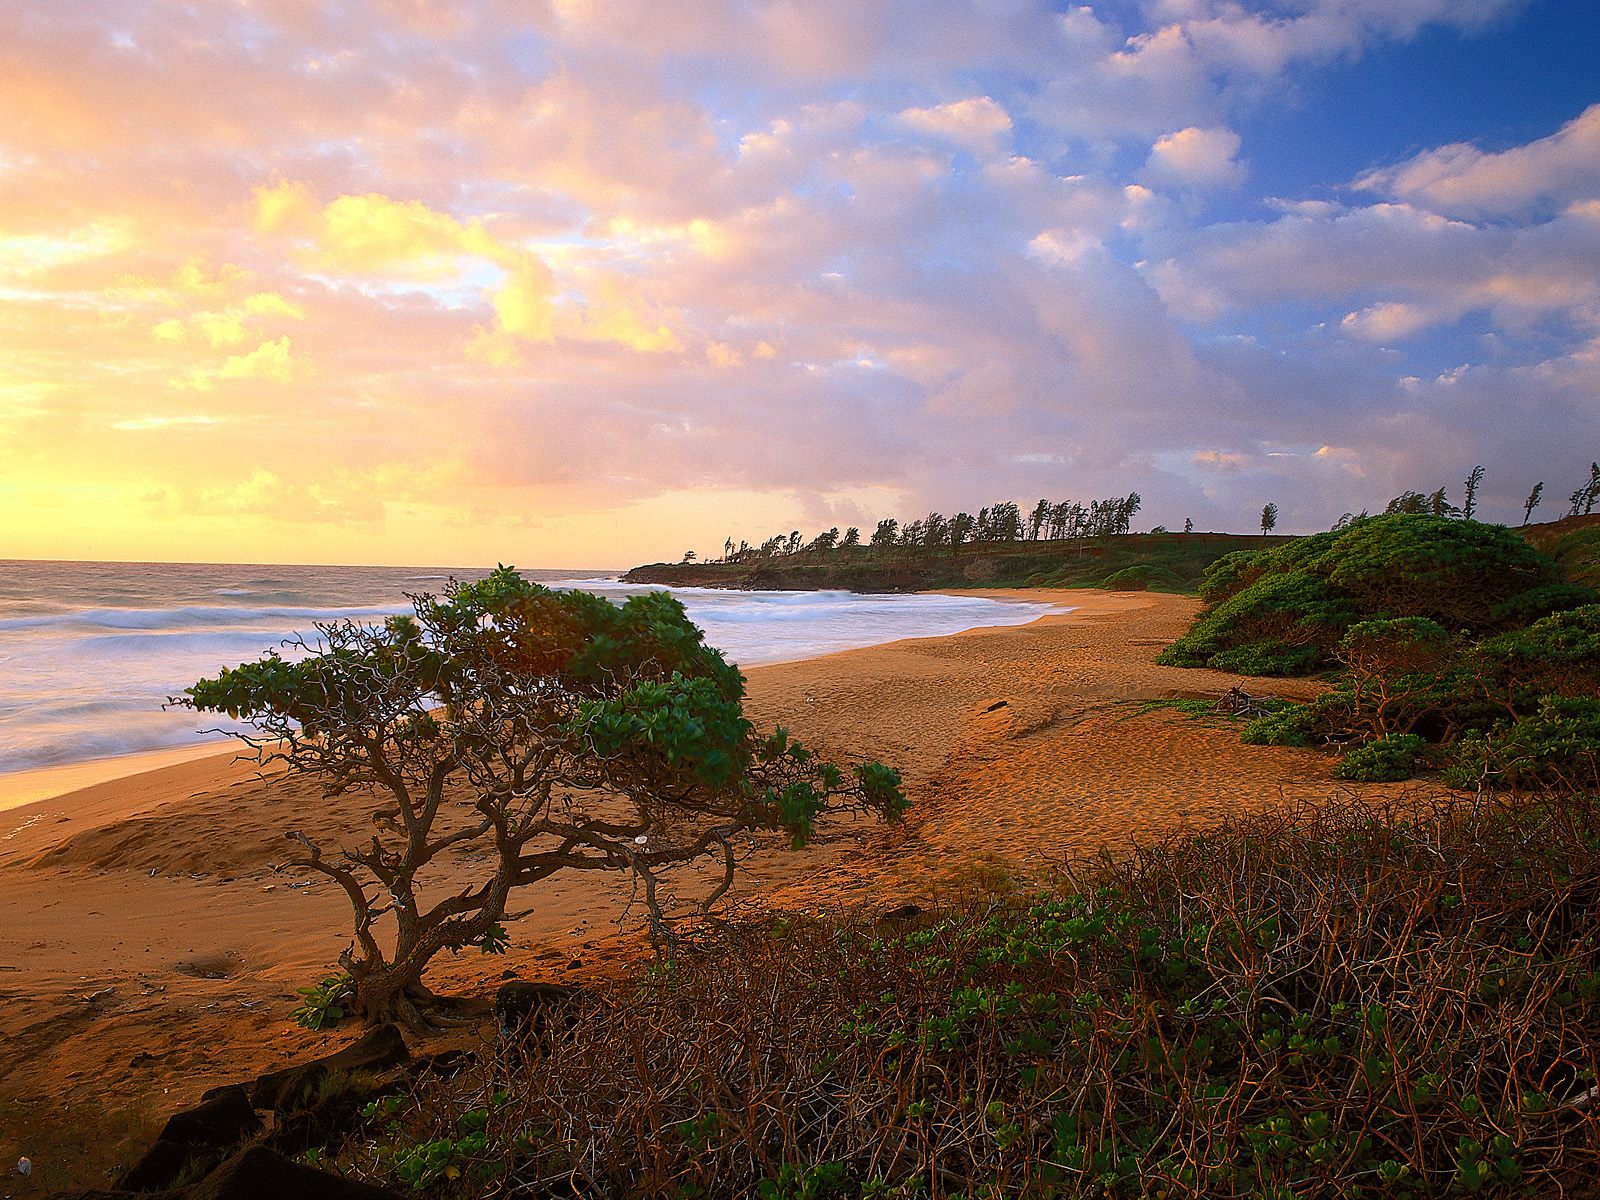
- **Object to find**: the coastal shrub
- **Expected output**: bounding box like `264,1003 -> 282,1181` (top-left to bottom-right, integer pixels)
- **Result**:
1331,733 -> 1428,781
1195,548 -> 1265,604
1240,701 -> 1326,747
1160,515 -> 1565,675
1444,698 -> 1600,793
1100,563 -> 1181,591
1162,571 -> 1356,674
1475,604 -> 1600,709
1323,514 -> 1558,630
180,568 -> 904,1027
333,793 -> 1600,1199
1163,518 -> 1600,785
1488,582 -> 1600,628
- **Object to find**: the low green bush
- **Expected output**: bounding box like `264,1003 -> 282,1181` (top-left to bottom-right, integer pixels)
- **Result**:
1332,733 -> 1429,782
1241,704 -> 1322,747
1445,698 -> 1600,793
1100,563 -> 1182,591
1162,515 -> 1565,676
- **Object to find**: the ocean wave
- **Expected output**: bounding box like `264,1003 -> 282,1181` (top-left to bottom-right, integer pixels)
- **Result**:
0,601 -> 408,633
0,566 -> 1058,777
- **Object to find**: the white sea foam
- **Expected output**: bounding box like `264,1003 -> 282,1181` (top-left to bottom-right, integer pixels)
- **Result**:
0,561 -> 1054,776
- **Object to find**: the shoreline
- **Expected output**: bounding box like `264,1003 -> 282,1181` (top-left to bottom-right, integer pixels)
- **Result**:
0,742 -> 237,816
0,587 -> 1077,816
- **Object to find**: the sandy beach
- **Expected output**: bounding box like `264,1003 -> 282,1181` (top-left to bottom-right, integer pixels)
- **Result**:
0,589 -> 1373,1175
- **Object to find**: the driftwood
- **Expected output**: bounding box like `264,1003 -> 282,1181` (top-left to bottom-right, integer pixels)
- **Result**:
1212,686 -> 1273,720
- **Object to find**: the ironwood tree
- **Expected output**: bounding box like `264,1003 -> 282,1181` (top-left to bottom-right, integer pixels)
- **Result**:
182,569 -> 905,1027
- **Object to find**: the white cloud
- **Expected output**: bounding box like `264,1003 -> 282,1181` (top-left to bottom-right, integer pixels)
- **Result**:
1141,126 -> 1246,191
897,96 -> 1013,157
1356,102 -> 1600,219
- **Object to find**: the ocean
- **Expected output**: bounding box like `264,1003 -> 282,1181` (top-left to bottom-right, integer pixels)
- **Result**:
0,560 -> 1056,777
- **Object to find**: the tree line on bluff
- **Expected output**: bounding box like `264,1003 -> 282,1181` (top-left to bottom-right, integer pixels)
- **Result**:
708,494 -> 1152,564
693,458 -> 1600,566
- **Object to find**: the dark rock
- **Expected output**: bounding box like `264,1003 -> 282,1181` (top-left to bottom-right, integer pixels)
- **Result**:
117,1087 -> 261,1192
493,982 -> 583,1052
263,1091 -> 370,1159
183,1146 -> 400,1200
249,1024 -> 409,1112
159,1087 -> 260,1146
117,1140 -> 199,1193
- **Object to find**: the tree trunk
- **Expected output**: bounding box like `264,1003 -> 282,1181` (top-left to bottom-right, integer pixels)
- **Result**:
352,963 -> 436,1029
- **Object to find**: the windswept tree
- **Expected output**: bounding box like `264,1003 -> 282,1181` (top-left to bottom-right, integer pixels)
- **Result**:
1027,499 -> 1051,540
1261,502 -> 1279,537
1524,482 -> 1545,526
806,527 -> 840,553
181,570 -> 904,1027
1385,490 -> 1428,516
1118,492 -> 1142,535
1568,464 -> 1600,517
841,526 -> 861,549
1427,488 -> 1457,519
869,519 -> 899,552
1463,466 -> 1485,521
990,501 -> 1022,542
949,511 -> 975,552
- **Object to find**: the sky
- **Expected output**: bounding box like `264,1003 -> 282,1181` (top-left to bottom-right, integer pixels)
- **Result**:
2,0 -> 1598,567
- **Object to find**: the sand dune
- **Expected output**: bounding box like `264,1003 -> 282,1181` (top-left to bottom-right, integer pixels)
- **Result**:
0,589 -> 1393,1154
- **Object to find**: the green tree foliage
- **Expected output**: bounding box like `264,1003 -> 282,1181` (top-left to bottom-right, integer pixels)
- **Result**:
1260,502 -> 1278,535
1027,499 -> 1051,540
1384,490 -> 1428,515
1463,465 -> 1485,520
181,569 -> 904,1026
1446,696 -> 1600,793
1524,482 -> 1544,525
805,527 -> 839,553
